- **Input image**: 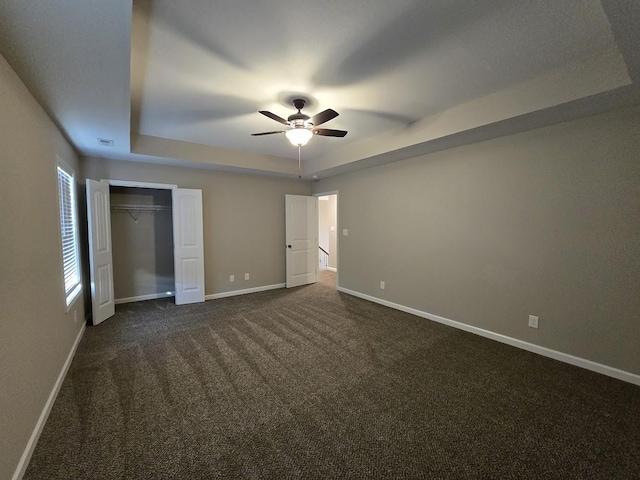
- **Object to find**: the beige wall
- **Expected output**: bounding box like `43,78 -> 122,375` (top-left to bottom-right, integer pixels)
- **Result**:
313,105 -> 640,375
0,54 -> 86,477
82,158 -> 312,296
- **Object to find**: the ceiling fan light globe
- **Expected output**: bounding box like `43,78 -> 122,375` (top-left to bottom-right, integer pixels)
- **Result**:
285,128 -> 313,146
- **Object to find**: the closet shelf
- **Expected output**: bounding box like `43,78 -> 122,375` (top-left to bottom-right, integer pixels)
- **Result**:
111,204 -> 171,222
111,204 -> 171,212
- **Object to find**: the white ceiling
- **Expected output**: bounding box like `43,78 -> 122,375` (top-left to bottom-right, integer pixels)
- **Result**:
1,0 -> 639,179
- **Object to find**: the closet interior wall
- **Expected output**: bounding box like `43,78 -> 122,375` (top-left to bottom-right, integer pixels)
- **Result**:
110,187 -> 174,303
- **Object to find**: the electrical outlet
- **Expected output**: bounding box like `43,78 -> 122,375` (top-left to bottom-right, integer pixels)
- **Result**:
380,281 -> 385,290
230,275 -> 234,282
245,273 -> 250,280
528,315 -> 539,329
342,228 -> 348,236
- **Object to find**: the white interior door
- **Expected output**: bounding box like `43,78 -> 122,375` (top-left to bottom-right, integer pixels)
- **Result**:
173,188 -> 205,305
86,179 -> 115,325
285,194 -> 318,288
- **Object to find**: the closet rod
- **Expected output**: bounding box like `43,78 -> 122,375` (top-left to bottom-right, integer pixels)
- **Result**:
110,204 -> 171,212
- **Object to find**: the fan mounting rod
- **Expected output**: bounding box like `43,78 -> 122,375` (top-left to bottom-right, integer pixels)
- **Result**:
288,99 -> 310,125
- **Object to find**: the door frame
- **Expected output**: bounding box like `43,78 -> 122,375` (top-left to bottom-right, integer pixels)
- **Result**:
104,179 -> 178,190
313,190 -> 339,287
102,180 -> 177,305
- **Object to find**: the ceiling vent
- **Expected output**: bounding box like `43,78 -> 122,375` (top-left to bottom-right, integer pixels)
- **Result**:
97,138 -> 114,147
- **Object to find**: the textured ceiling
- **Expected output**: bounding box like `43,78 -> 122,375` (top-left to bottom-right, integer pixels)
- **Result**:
1,0 -> 639,178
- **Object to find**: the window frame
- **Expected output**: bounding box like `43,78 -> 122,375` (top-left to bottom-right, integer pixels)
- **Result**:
56,157 -> 82,310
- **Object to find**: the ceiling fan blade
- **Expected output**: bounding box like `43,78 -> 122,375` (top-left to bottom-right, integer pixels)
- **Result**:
259,110 -> 289,125
310,109 -> 339,127
313,128 -> 348,137
251,131 -> 285,136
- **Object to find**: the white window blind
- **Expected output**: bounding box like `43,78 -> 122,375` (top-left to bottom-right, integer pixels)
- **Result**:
57,163 -> 81,306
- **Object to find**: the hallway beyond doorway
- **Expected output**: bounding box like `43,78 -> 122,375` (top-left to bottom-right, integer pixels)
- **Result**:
318,269 -> 336,289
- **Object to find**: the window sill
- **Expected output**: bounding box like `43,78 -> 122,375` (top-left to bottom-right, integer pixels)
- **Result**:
65,284 -> 82,312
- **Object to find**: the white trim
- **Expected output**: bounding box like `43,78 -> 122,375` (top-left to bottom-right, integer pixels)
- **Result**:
65,284 -> 82,311
324,267 -> 337,272
12,324 -> 85,480
205,283 -> 285,300
101,179 -> 177,190
337,286 -> 640,386
115,291 -> 175,305
313,190 -> 339,196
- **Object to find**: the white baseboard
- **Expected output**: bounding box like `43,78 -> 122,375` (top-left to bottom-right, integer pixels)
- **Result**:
337,286 -> 640,386
13,324 -> 86,480
115,291 -> 175,305
205,283 -> 286,300
324,267 -> 337,272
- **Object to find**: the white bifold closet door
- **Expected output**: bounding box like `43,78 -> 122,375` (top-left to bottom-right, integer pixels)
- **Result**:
172,188 -> 205,305
86,179 -> 115,325
87,182 -> 205,324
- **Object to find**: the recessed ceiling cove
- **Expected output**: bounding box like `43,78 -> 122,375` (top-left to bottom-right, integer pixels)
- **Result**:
1,0 -> 638,178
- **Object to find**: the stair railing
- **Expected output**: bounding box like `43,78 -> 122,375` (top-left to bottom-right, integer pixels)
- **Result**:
319,246 -> 329,270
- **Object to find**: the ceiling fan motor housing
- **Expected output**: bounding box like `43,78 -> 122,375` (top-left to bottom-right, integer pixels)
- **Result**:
288,99 -> 312,127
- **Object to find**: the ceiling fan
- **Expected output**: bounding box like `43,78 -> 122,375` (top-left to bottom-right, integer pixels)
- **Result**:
251,99 -> 348,146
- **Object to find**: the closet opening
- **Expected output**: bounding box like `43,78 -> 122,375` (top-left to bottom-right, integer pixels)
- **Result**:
110,186 -> 175,304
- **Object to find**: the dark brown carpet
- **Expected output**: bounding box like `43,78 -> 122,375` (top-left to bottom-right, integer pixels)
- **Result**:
25,271 -> 640,479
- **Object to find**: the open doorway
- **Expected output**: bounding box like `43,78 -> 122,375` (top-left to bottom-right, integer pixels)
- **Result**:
317,192 -> 338,288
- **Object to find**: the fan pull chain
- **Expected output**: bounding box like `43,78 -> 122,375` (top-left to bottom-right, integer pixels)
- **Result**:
298,146 -> 301,178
